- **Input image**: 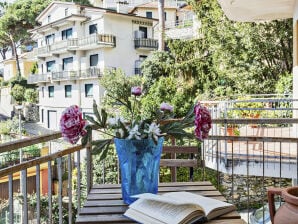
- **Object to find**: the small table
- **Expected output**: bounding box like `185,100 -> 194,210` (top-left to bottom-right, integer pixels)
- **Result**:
76,181 -> 245,224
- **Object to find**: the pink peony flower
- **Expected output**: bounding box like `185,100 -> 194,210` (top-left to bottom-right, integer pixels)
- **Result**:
160,102 -> 174,112
194,103 -> 212,141
131,86 -> 142,96
60,105 -> 87,144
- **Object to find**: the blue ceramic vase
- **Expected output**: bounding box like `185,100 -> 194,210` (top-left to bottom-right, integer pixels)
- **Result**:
114,137 -> 164,204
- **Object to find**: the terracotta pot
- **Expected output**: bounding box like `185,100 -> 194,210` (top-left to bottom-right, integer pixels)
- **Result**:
268,186 -> 298,224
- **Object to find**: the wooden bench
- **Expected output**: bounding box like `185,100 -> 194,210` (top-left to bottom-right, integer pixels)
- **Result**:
160,145 -> 199,182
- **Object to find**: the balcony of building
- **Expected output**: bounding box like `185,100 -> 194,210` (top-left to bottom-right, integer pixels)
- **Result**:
32,34 -> 116,59
27,67 -> 101,84
134,38 -> 158,50
0,95 -> 297,223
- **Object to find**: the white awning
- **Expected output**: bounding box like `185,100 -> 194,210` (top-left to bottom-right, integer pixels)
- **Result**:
217,0 -> 295,22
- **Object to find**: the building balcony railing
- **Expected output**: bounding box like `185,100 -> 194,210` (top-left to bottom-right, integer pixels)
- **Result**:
33,34 -> 116,57
27,67 -> 101,84
77,34 -> 116,49
134,38 -> 158,50
1,95 -> 298,223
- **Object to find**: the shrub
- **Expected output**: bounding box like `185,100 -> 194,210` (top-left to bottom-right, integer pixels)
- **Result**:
11,84 -> 25,103
24,88 -> 38,103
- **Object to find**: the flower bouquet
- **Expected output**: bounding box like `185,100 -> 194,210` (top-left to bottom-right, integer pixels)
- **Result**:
59,86 -> 212,204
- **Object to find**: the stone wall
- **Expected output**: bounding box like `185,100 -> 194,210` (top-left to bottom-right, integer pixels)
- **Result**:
23,103 -> 39,122
220,173 -> 292,209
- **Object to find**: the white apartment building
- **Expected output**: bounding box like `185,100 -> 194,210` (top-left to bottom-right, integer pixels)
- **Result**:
28,1 -> 158,130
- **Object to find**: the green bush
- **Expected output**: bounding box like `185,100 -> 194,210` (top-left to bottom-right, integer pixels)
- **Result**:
11,84 -> 25,103
24,88 -> 38,103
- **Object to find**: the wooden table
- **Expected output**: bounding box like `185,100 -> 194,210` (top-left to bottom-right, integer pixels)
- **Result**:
76,181 -> 246,224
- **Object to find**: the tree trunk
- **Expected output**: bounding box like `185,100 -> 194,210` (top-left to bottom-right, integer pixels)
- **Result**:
9,34 -> 22,79
158,0 -> 165,51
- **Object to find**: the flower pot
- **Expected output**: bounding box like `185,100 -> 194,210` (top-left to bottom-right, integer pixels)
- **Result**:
268,186 -> 298,224
114,137 -> 164,204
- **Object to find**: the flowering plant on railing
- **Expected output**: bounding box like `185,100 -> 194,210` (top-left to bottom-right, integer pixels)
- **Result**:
59,87 -> 212,160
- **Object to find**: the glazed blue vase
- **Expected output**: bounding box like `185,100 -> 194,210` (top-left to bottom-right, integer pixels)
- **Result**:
114,137 -> 164,204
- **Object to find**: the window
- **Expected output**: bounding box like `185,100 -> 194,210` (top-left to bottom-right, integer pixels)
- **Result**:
46,61 -> 55,72
65,8 -> 68,16
139,26 -> 147,38
89,24 -> 97,34
90,54 -> 98,67
146,11 -> 152,18
65,85 -> 72,98
62,28 -> 73,40
48,15 -> 51,23
48,86 -> 54,98
45,34 -> 55,45
85,84 -> 93,97
41,87 -> 44,98
62,57 -> 73,71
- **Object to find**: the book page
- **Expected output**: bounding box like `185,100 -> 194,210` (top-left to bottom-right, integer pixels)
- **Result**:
163,192 -> 235,220
127,198 -> 204,224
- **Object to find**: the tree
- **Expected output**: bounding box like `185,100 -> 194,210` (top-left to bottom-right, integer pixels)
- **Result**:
157,0 -> 165,51
188,0 -> 292,97
11,84 -> 26,104
0,0 -> 51,78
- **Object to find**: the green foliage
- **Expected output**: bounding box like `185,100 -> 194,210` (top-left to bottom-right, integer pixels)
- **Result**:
27,193 -> 77,223
30,62 -> 38,74
188,0 -> 292,97
100,69 -> 142,110
275,72 -> 292,95
0,120 -> 10,135
11,84 -> 25,103
141,51 -> 174,91
141,76 -> 194,118
24,88 -> 38,103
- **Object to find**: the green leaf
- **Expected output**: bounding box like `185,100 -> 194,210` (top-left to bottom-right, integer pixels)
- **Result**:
81,125 -> 92,146
101,108 -> 108,127
91,139 -> 112,161
85,115 -> 102,128
93,100 -> 101,123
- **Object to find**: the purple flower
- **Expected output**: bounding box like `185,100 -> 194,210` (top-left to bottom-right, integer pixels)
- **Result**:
160,102 -> 174,112
194,103 -> 212,141
131,86 -> 142,96
60,105 -> 87,144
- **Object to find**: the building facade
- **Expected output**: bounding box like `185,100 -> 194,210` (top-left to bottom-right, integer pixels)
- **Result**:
28,1 -> 158,130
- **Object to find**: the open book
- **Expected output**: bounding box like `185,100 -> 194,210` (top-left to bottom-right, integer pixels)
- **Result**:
124,191 -> 236,224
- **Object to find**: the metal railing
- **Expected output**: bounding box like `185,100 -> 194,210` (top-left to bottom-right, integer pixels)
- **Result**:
0,132 -> 93,224
201,96 -> 297,223
134,38 -> 158,49
27,68 -> 101,84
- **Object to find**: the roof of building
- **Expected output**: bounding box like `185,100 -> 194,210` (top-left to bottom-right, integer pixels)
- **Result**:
130,1 -> 177,13
218,0 -> 294,22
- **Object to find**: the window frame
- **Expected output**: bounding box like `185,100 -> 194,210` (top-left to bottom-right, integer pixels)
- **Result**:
85,84 -> 93,98
48,86 -> 54,98
46,60 -> 55,72
89,24 -> 97,35
90,54 -> 99,67
62,28 -> 73,40
146,11 -> 152,18
65,85 -> 72,98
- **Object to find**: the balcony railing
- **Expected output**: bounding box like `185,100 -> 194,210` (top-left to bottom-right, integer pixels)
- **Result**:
32,34 -> 116,57
27,68 -> 101,84
134,38 -> 158,50
77,34 -> 116,48
0,132 -> 93,223
1,95 -> 297,223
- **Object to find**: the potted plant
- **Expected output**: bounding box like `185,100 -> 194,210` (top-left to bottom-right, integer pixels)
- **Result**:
233,97 -> 264,118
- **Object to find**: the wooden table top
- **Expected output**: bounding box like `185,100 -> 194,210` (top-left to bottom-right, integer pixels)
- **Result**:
76,181 -> 246,224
